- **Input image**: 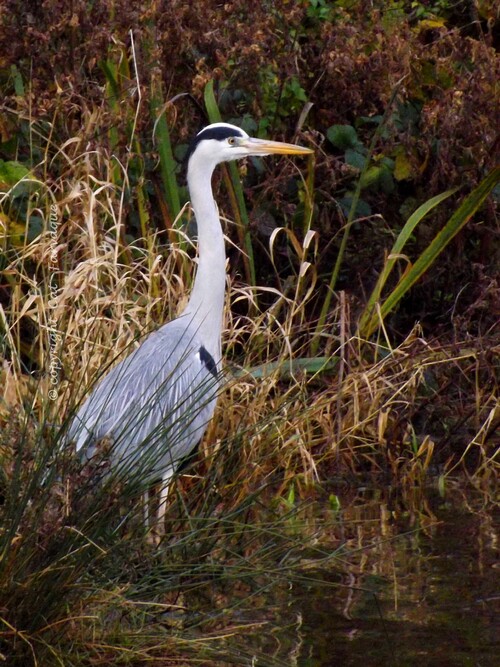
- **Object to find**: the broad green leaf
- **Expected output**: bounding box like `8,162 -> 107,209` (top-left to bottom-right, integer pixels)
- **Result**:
0,159 -> 30,187
327,124 -> 360,150
360,165 -> 382,189
338,195 -> 371,218
359,115 -> 383,126
394,150 -> 413,181
345,148 -> 367,170
379,165 -> 395,193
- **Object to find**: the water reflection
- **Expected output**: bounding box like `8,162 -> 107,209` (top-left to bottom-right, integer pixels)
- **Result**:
248,483 -> 498,666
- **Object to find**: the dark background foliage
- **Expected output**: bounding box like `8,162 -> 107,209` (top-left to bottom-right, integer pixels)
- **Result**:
0,0 -> 498,339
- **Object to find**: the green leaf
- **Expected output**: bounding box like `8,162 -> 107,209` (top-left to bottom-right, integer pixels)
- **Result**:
345,148 -> 367,170
338,195 -> 372,218
327,124 -> 360,150
328,494 -> 341,512
394,149 -> 413,181
438,474 -> 446,497
379,165 -> 395,194
10,64 -> 24,97
359,165 -> 382,189
359,115 -> 383,126
27,215 -> 44,242
234,356 -> 338,380
0,159 -> 30,186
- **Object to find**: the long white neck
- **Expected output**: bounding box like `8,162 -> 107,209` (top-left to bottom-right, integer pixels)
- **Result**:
182,155 -> 226,362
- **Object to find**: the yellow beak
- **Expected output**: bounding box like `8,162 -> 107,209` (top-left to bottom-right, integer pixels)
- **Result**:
238,137 -> 313,156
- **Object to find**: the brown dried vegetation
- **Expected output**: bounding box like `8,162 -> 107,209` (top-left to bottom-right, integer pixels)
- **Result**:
0,3 -> 498,662
0,0 -> 497,487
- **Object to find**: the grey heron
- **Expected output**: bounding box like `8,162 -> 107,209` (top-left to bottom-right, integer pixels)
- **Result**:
67,122 -> 312,510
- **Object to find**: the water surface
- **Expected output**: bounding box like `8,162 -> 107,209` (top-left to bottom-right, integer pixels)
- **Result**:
246,483 -> 498,666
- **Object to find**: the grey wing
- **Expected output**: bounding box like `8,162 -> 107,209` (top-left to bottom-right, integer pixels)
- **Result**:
67,321 -> 220,482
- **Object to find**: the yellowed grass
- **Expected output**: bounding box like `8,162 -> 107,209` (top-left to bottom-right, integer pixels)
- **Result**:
0,118 -> 498,667
1,128 -> 497,497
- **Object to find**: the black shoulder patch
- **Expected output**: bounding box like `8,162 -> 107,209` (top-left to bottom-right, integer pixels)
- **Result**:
199,346 -> 217,379
186,125 -> 244,163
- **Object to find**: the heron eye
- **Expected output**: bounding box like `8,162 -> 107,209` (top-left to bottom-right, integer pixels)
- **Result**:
227,137 -> 236,145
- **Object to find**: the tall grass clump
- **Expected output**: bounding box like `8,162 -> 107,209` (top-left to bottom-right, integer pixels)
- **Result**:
0,95 -> 334,664
1,392 -> 338,665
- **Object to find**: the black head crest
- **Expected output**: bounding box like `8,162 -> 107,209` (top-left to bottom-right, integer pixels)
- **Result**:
186,124 -> 245,163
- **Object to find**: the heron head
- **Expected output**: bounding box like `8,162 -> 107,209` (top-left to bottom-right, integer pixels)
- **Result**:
188,122 -> 312,170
